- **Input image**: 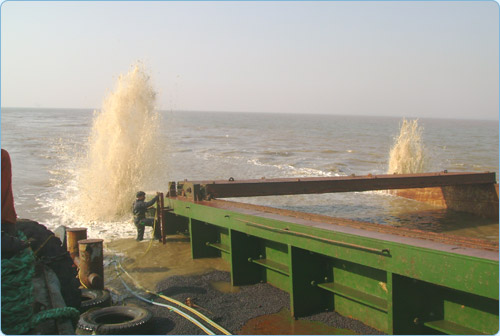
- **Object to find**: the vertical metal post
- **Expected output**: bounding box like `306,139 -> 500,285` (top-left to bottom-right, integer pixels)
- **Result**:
66,228 -> 87,261
189,219 -> 219,259
289,246 -> 329,318
78,239 -> 104,289
230,229 -> 262,286
157,192 -> 165,244
386,271 -> 394,335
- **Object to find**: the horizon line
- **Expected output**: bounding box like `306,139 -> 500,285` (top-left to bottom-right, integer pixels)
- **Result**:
1,106 -> 498,122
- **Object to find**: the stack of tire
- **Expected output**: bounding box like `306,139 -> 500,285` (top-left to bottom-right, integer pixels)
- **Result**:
78,303 -> 153,335
79,288 -> 152,334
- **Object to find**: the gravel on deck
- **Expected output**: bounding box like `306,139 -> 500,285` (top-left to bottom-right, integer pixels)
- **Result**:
121,270 -> 384,335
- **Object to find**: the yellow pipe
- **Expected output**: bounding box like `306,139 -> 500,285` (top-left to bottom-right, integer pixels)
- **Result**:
117,262 -> 231,335
151,291 -> 231,335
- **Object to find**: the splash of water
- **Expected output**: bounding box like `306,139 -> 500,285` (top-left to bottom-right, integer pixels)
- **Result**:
388,119 -> 427,174
71,65 -> 161,221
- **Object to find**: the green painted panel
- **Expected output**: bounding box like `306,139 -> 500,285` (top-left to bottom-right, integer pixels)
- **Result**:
317,282 -> 387,312
424,320 -> 487,335
334,295 -> 388,333
230,229 -> 262,286
442,290 -> 499,334
386,272 -> 394,335
333,259 -> 388,301
163,211 -> 189,235
252,258 -> 289,275
190,219 -> 220,259
266,268 -> 290,292
392,273 -> 441,334
219,227 -> 230,247
218,226 -> 231,263
221,250 -> 231,262
289,247 -> 332,317
263,240 -> 289,265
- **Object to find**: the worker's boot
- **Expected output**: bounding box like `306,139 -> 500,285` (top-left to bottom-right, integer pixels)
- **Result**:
136,229 -> 144,241
135,222 -> 145,241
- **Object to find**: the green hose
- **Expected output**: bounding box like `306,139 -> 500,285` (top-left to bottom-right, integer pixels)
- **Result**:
1,231 -> 80,334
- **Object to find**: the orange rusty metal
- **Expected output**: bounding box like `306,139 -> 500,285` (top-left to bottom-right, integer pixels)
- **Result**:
78,239 -> 104,289
391,184 -> 499,220
180,172 -> 496,200
66,227 -> 87,261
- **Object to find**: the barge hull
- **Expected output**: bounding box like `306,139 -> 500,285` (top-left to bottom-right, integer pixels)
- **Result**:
162,197 -> 499,335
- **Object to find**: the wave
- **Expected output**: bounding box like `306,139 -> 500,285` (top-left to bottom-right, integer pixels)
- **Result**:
200,151 -> 345,178
247,158 -> 342,177
321,149 -> 341,154
260,150 -> 294,157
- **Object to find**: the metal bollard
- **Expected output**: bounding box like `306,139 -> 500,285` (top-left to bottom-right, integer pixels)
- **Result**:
66,228 -> 87,261
78,239 -> 104,289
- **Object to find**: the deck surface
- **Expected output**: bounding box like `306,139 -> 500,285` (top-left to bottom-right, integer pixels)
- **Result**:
192,198 -> 499,260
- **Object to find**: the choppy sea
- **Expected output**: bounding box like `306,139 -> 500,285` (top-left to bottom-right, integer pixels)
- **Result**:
1,108 -> 498,241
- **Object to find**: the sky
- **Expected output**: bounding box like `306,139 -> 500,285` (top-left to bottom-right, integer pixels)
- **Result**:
0,1 -> 498,120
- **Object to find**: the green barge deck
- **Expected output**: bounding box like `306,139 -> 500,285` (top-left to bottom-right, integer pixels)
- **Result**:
155,172 -> 499,334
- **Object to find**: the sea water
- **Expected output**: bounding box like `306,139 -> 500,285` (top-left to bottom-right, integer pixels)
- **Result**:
1,71 -> 498,241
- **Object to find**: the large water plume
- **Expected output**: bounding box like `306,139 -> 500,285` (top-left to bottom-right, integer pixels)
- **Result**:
388,119 -> 427,174
71,65 -> 161,221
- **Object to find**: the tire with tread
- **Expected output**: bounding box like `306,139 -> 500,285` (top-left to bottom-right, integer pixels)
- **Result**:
77,306 -> 153,334
16,219 -> 81,309
80,289 -> 112,312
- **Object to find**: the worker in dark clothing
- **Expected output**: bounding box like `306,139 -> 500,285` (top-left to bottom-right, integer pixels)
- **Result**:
133,191 -> 160,241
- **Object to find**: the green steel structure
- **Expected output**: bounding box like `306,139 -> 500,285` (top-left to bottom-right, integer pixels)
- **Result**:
157,172 -> 499,335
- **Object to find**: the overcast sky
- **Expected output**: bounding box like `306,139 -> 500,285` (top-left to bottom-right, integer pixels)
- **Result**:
1,1 -> 498,119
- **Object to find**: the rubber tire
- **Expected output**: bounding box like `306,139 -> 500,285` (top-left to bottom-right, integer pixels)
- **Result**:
80,289 -> 112,312
16,219 -> 81,309
77,306 -> 152,335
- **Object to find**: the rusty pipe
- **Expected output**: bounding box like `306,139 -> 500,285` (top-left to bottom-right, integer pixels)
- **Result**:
78,239 -> 104,289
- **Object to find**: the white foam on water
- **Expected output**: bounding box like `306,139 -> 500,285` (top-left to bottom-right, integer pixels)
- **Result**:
246,158 -> 341,177
200,152 -> 341,178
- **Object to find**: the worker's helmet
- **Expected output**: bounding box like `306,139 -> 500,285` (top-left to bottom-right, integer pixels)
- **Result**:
136,191 -> 146,198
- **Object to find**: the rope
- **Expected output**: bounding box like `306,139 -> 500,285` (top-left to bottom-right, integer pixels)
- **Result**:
1,231 -> 81,334
32,307 -> 81,326
33,234 -> 55,256
142,204 -> 159,256
79,274 -> 89,289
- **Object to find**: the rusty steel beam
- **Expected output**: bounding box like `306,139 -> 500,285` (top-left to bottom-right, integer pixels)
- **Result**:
178,172 -> 496,199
